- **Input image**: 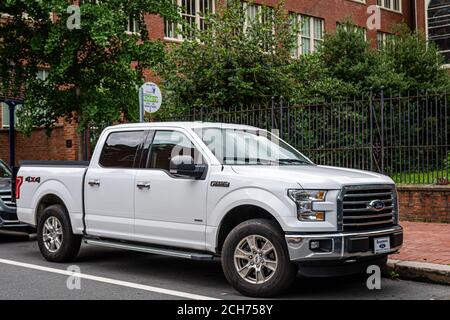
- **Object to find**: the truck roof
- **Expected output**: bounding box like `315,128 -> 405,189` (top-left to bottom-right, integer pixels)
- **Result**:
107,122 -> 260,131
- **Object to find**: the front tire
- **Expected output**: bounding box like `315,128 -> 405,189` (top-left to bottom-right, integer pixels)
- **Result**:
37,204 -> 81,262
221,219 -> 298,297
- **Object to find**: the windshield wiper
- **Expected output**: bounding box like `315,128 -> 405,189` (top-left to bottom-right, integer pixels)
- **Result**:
223,157 -> 279,165
278,159 -> 310,165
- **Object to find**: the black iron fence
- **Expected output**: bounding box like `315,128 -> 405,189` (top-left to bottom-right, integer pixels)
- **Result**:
163,90 -> 450,184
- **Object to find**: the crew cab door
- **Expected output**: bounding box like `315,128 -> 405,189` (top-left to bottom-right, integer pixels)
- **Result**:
85,130 -> 147,240
134,129 -> 208,250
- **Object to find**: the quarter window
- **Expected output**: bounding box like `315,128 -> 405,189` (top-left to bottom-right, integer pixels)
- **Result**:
99,131 -> 146,168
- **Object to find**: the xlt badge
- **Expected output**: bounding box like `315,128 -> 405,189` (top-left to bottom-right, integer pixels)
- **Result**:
210,181 -> 230,187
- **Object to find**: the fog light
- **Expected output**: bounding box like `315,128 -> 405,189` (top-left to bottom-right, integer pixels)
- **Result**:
309,239 -> 333,252
310,241 -> 320,250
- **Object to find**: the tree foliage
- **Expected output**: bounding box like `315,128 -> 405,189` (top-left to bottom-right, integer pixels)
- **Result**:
0,0 -> 177,134
156,0 -> 297,115
158,3 -> 450,113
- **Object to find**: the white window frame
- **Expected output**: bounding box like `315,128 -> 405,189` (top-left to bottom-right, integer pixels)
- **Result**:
37,69 -> 49,81
125,15 -> 140,34
164,0 -> 216,42
1,102 -> 21,128
376,0 -> 402,13
243,2 -> 275,53
337,22 -> 367,41
290,14 -> 324,58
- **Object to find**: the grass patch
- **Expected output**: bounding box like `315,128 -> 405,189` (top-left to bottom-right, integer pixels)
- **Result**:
391,169 -> 450,184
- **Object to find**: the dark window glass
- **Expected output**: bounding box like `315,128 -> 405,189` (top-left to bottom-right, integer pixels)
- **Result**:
148,131 -> 201,170
0,161 -> 11,178
99,131 -> 145,168
428,0 -> 450,63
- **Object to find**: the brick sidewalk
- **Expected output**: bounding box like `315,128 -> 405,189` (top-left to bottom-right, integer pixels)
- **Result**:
392,221 -> 450,265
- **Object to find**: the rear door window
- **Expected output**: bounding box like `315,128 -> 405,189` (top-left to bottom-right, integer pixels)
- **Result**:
99,131 -> 146,168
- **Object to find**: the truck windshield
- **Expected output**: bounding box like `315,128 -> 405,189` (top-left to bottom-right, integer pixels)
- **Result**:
0,161 -> 11,178
194,127 -> 312,165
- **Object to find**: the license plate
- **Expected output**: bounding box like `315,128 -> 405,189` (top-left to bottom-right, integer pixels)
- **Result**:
374,236 -> 391,254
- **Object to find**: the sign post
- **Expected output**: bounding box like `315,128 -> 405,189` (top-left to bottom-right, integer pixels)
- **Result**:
139,82 -> 162,122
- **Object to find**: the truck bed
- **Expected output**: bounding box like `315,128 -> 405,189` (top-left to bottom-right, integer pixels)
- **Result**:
16,163 -> 88,234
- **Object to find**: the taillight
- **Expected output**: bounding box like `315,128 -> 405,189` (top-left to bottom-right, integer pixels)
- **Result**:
15,176 -> 23,200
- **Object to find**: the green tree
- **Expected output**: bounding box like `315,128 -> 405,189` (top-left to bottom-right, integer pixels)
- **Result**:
379,24 -> 450,91
318,21 -> 449,93
0,0 -> 177,135
156,0 -> 298,115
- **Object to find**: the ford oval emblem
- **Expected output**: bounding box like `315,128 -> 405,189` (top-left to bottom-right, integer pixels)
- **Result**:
368,200 -> 385,211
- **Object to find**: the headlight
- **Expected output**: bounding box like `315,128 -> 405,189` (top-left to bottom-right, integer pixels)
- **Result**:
287,189 -> 327,221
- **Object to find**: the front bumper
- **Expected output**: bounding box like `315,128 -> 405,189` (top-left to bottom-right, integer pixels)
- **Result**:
285,225 -> 403,262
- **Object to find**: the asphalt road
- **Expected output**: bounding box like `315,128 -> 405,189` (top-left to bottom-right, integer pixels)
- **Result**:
0,230 -> 449,300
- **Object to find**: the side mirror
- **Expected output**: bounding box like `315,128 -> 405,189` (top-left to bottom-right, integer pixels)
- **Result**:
170,155 -> 206,180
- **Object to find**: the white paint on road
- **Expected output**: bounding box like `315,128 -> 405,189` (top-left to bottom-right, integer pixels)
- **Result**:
0,258 -> 219,300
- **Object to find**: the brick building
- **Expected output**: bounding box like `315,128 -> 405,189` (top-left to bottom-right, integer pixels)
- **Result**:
0,0 -> 434,164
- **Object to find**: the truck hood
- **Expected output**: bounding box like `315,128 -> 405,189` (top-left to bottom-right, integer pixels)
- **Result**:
231,165 -> 394,189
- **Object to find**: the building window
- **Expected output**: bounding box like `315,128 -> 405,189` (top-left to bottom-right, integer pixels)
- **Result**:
337,22 -> 367,41
37,69 -> 49,81
290,13 -> 324,58
126,15 -> 140,34
377,31 -> 395,50
79,0 -> 100,4
377,0 -> 401,13
376,31 -> 394,49
244,2 -> 274,52
428,0 -> 450,65
164,0 -> 215,41
1,102 -> 21,128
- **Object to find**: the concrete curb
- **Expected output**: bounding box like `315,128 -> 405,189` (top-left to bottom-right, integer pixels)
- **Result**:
386,259 -> 450,286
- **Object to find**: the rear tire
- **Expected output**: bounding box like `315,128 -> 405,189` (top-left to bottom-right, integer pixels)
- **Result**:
221,219 -> 298,298
37,204 -> 81,262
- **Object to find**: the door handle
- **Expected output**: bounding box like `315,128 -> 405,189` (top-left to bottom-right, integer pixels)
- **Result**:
136,182 -> 151,190
88,179 -> 100,187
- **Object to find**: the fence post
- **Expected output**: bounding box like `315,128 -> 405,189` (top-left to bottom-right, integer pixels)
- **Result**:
369,89 -> 373,171
380,87 -> 385,173
271,96 -> 275,130
279,96 -> 284,138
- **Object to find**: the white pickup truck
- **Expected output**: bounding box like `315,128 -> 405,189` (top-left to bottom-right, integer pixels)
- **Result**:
16,122 -> 403,297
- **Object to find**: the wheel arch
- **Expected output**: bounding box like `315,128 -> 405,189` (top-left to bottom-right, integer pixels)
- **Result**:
30,179 -> 84,234
35,193 -> 69,226
215,204 -> 284,254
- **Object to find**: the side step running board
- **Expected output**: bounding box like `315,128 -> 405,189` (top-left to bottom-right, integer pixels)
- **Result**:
84,238 -> 214,261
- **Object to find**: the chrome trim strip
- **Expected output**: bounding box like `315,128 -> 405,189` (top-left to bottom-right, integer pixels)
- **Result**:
343,213 -> 393,220
343,206 -> 394,212
285,226 -> 403,239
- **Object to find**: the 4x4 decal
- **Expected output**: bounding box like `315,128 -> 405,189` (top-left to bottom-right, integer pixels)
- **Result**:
25,176 -> 41,183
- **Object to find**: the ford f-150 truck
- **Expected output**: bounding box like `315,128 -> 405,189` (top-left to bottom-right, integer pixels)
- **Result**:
16,122 -> 403,297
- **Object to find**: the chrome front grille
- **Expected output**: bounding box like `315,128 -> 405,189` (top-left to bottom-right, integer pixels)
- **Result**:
0,190 -> 16,208
340,185 -> 397,232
